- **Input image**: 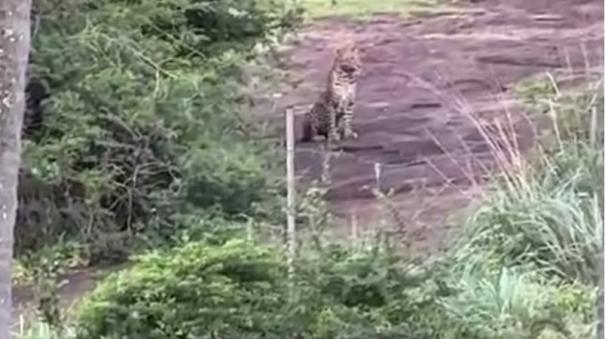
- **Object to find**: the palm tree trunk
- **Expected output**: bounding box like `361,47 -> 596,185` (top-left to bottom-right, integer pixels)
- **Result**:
0,1 -> 32,337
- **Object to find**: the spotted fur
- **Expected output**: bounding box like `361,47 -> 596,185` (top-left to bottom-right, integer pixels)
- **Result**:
301,42 -> 362,144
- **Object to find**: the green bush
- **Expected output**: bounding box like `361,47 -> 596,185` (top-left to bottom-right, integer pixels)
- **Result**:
76,239 -> 293,339
73,225 -> 596,339
182,145 -> 270,215
292,243 -> 466,339
17,0 -> 300,262
73,235 -> 470,339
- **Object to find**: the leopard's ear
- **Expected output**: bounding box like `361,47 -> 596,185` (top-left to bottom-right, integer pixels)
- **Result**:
335,40 -> 354,54
334,48 -> 342,58
335,44 -> 347,57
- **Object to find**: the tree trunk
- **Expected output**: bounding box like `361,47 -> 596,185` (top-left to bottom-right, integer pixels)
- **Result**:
598,246 -> 603,339
0,1 -> 32,337
598,151 -> 604,339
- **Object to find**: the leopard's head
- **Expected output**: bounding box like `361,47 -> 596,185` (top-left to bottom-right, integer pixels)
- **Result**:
334,41 -> 362,77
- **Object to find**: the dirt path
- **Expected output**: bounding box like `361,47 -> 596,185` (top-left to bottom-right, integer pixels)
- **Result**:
272,0 -> 603,252
11,264 -> 127,331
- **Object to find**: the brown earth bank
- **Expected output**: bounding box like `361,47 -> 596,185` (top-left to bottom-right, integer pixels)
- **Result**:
270,0 -> 603,253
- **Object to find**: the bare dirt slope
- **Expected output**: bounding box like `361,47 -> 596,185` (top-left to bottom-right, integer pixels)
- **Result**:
274,0 -> 603,252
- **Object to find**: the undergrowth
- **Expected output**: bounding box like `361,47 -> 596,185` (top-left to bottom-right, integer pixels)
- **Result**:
13,0 -> 302,328
13,0 -> 603,337
445,73 -> 603,338
17,66 -> 603,338
451,74 -> 603,282
16,0 -> 301,269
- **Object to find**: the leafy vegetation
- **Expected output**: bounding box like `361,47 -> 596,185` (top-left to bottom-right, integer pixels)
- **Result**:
62,74 -> 602,339
76,239 -> 292,339
70,237 -> 451,339
444,74 -> 602,337
13,0 -> 602,338
451,76 -> 603,283
17,0 -> 300,267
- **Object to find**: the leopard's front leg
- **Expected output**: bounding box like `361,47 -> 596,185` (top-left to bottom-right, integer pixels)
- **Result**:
342,98 -> 358,139
327,104 -> 340,145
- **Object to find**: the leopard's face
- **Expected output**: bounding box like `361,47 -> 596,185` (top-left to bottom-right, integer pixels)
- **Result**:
335,43 -> 362,78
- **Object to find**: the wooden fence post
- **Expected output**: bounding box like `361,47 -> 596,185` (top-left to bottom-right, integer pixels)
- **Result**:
285,107 -> 296,284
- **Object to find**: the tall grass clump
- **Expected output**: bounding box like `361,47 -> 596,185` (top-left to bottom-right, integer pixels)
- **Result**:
441,266 -> 596,339
451,74 -> 603,285
429,73 -> 602,339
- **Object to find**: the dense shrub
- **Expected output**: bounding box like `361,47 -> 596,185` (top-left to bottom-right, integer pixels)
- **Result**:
294,244 -> 464,339
76,239 -> 292,339
77,234 -> 591,339
38,222 -> 600,339
17,0 -> 300,262
75,234 -> 472,339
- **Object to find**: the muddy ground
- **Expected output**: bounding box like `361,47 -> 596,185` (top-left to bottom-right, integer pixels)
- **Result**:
12,0 -> 604,328
271,0 -> 603,253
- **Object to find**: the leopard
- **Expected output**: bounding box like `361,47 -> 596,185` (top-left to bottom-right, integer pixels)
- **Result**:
300,41 -> 363,145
